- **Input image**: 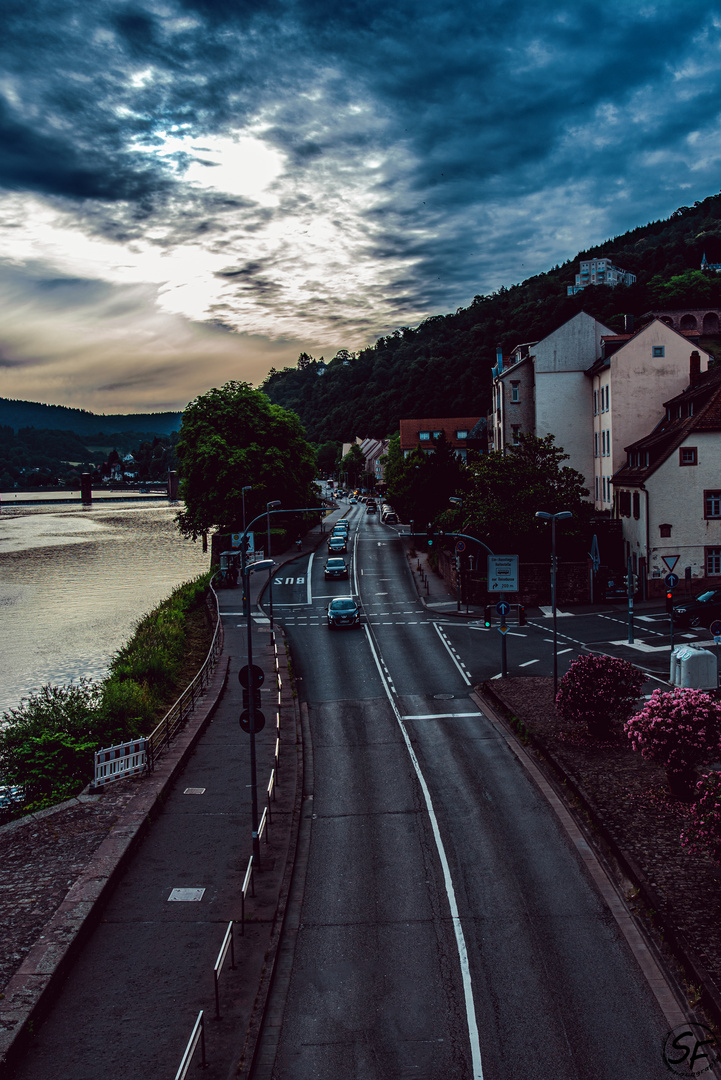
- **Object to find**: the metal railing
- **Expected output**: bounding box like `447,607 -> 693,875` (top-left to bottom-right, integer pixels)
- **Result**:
148,580 -> 223,770
174,1011 -> 206,1078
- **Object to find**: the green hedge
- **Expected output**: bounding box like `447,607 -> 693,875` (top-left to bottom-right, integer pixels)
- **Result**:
0,572 -> 213,816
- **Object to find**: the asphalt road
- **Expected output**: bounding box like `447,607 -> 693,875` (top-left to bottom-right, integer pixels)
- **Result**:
259,505 -> 681,1080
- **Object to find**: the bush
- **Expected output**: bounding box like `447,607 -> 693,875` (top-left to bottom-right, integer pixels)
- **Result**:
625,688 -> 721,798
555,654 -> 645,737
681,770 -> 721,863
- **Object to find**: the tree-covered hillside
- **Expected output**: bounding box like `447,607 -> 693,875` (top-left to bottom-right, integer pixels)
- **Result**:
0,398 -> 181,436
262,192 -> 721,443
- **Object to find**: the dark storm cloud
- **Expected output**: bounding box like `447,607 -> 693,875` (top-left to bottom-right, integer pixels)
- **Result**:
1,0 -> 721,381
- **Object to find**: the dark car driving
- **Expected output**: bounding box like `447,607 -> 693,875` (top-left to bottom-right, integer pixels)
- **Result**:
327,597 -> 361,628
324,557 -> 349,580
328,535 -> 347,553
672,589 -> 721,628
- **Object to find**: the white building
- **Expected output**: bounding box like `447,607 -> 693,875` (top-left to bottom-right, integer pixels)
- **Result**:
612,359 -> 721,596
587,320 -> 711,512
489,312 -> 613,490
567,257 -> 636,295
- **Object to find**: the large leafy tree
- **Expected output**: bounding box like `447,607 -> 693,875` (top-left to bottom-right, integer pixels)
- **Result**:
175,381 -> 317,538
449,433 -> 593,557
385,432 -> 466,525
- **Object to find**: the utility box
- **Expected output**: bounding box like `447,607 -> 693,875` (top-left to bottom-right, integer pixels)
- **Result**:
670,646 -> 717,689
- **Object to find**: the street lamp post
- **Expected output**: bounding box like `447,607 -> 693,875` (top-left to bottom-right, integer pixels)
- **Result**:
241,485 -> 252,533
535,510 -> 572,696
266,500 -> 281,641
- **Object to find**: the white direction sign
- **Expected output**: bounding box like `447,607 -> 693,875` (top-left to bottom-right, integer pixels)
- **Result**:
487,554 -> 519,593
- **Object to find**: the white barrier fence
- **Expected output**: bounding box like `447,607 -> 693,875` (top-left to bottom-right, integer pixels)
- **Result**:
93,739 -> 148,788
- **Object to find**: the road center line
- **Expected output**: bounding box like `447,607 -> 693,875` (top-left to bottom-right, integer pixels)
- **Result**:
363,627 -> 484,1080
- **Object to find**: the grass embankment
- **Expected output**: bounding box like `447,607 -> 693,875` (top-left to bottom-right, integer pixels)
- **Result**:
0,572 -> 215,817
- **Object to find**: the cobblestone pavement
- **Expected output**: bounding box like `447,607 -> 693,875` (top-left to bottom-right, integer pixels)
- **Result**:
0,786 -> 139,993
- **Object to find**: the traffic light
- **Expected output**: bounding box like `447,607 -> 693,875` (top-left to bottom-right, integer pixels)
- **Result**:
666,590 -> 674,614
426,524 -> 434,547
518,604 -> 526,626
483,605 -> 492,628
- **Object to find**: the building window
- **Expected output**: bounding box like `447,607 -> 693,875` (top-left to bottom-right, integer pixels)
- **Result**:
652,346 -> 665,357
419,431 -> 430,441
633,492 -> 640,520
680,447 -> 697,466
511,425 -> 521,445
659,524 -> 672,538
594,433 -> 599,458
456,429 -> 468,440
595,476 -> 599,500
432,431 -> 442,439
618,490 -> 631,517
593,391 -> 598,414
706,548 -> 721,576
510,382 -> 520,403
705,491 -> 721,518
602,476 -> 607,501
604,385 -> 609,411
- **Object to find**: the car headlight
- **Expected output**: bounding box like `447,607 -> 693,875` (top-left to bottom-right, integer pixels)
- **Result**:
676,608 -> 687,613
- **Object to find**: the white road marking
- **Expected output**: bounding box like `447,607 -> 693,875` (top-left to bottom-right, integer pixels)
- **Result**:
434,624 -> 471,685
307,551 -> 314,604
519,659 -> 539,667
557,647 -> 574,655
363,627 -> 484,1079
404,712 -> 482,720
609,639 -> 672,652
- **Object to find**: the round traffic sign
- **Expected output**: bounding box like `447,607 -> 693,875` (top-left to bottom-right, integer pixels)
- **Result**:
238,664 -> 265,689
239,709 -> 266,733
496,601 -> 510,616
710,619 -> 721,636
455,540 -> 466,553
664,572 -> 679,589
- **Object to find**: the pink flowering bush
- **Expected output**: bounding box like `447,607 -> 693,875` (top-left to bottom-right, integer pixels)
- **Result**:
555,654 -> 645,738
681,771 -> 721,863
625,688 -> 721,799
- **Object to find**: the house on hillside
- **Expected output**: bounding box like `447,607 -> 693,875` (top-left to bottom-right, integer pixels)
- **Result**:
399,417 -> 481,462
587,320 -> 711,512
489,311 -> 613,489
566,257 -> 636,295
342,436 -> 391,486
612,358 -> 721,597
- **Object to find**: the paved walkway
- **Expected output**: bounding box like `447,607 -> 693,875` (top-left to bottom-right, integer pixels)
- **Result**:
0,504 -> 344,1080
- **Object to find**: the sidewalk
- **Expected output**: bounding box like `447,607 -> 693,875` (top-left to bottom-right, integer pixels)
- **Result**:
0,506 -> 342,1079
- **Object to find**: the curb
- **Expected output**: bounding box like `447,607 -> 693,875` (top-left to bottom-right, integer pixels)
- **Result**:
479,680 -> 721,1032
0,655 -> 230,1077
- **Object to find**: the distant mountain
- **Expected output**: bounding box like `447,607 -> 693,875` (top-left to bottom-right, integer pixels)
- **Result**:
263,190 -> 721,444
0,398 -> 182,437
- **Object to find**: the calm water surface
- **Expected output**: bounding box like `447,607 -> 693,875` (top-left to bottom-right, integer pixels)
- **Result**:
0,502 -> 209,715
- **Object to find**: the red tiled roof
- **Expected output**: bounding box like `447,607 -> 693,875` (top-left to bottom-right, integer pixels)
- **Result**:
399,417 -> 481,450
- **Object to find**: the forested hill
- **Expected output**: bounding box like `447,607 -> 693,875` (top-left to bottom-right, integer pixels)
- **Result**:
0,398 -> 182,437
262,191 -> 721,444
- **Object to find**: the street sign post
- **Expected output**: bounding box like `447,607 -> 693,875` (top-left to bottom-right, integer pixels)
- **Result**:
665,573 -> 679,649
487,555 -> 519,592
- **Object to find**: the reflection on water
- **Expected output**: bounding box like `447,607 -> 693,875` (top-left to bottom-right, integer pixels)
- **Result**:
0,502 -> 209,715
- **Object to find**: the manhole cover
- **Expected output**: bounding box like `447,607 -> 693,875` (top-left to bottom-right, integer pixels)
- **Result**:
168,888 -> 205,902
184,788 -> 206,795
433,693 -> 455,700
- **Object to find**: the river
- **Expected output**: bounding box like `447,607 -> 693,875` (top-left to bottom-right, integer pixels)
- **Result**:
0,501 -> 210,716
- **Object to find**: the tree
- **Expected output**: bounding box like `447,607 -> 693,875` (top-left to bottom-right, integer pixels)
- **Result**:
385,433 -> 466,525
175,381 -> 318,538
316,440 -> 340,476
340,443 -> 365,486
454,434 -> 593,557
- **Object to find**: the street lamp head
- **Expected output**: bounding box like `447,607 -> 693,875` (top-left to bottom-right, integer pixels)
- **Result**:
247,559 -> 275,574
556,511 -> 573,521
242,485 -> 252,493
267,499 -> 281,509
535,510 -> 572,521
449,497 -> 463,506
535,511 -> 551,520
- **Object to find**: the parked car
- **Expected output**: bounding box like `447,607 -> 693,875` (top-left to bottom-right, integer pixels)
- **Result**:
328,535 -> 347,553
349,498 -> 357,505
382,511 -> 398,524
366,504 -> 376,514
672,589 -> 721,628
324,557 -> 349,580
327,596 -> 361,628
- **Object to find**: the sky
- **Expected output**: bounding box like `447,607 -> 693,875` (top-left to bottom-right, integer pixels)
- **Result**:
1,0 -> 721,414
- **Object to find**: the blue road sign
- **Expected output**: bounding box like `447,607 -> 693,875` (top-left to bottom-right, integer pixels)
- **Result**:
496,601 -> 510,617
455,540 -> 466,553
710,619 -> 721,636
665,573 -> 679,589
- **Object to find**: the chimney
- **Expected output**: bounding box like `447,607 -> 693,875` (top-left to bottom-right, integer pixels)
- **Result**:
624,314 -> 634,333
690,350 -> 701,387
496,345 -> 503,373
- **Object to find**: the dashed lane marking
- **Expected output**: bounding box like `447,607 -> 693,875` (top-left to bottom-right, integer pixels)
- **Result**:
519,659 -> 540,667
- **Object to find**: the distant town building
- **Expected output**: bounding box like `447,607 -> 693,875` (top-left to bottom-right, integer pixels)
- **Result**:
399,417 -> 481,463
566,257 -> 636,296
701,252 -> 721,273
